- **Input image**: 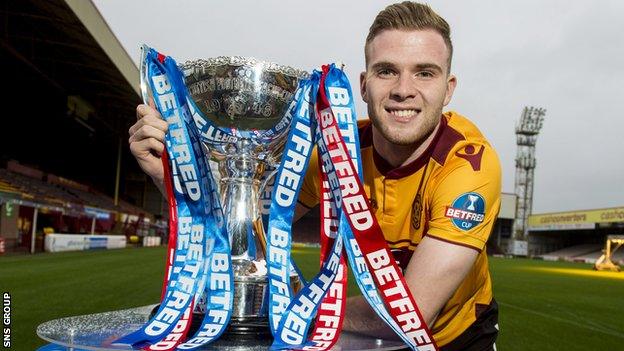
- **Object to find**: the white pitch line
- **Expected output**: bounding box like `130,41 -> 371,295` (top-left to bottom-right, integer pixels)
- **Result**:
499,302 -> 624,340
560,307 -> 622,335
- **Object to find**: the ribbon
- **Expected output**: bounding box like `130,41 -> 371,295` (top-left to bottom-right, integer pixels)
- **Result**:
266,74 -> 319,340
145,153 -> 195,351
313,65 -> 438,351
114,47 -> 233,350
269,65 -> 358,351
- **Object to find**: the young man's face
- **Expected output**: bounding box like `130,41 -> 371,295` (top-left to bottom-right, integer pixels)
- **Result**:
361,29 -> 456,146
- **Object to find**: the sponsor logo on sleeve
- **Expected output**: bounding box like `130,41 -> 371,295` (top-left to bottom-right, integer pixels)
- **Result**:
445,192 -> 486,230
455,144 -> 484,171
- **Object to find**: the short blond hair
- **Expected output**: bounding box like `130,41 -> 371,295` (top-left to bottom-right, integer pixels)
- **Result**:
365,2 -> 453,72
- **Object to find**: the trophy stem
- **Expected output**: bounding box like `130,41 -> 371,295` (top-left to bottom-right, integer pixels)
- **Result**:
178,55 -> 309,341
220,172 -> 266,275
221,150 -> 266,277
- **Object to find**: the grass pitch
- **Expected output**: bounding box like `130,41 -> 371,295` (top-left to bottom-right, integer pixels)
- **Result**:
1,246 -> 623,350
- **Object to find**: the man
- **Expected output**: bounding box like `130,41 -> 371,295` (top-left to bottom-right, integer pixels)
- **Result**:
129,2 -> 500,350
296,2 -> 501,349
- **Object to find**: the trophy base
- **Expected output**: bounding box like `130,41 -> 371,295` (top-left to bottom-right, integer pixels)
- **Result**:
155,308 -> 273,341
37,304 -> 407,350
218,317 -> 273,341
153,310 -> 303,342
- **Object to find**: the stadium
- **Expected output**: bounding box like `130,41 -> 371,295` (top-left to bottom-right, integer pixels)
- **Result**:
0,1 -> 622,350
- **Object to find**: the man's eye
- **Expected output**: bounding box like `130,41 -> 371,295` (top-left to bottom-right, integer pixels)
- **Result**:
416,71 -> 434,78
377,69 -> 396,77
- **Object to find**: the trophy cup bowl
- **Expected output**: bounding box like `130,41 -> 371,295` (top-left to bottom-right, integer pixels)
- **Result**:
173,56 -> 308,339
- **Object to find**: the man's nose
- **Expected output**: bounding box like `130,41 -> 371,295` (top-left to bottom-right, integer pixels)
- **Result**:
390,74 -> 417,100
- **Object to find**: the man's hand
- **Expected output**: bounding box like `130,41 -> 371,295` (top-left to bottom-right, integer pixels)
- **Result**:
343,295 -> 403,341
129,104 -> 168,195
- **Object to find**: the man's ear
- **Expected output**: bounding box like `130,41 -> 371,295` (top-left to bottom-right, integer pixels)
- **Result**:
360,71 -> 369,103
443,74 -> 457,106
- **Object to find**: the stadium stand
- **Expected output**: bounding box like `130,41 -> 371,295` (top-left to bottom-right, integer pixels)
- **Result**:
573,251 -> 603,264
0,0 -> 166,255
539,243 -> 604,263
579,247 -> 624,265
0,161 -> 160,254
0,161 -> 147,216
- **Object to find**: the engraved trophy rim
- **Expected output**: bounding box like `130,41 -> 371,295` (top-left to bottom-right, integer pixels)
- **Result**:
177,51 -> 309,166
178,55 -> 310,81
140,44 -> 310,106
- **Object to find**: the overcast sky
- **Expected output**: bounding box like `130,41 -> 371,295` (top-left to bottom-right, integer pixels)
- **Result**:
93,0 -> 624,214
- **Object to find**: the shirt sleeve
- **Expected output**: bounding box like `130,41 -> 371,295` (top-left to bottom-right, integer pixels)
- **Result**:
426,143 -> 501,251
297,145 -> 321,208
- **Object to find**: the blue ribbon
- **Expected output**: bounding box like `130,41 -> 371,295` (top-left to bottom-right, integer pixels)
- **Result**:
114,47 -> 233,349
266,73 -> 319,338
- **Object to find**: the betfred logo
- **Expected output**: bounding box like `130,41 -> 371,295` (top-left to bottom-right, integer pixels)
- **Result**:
445,192 -> 486,230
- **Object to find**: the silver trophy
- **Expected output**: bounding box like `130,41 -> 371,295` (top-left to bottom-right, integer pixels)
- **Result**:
35,48 -> 406,351
140,50 -> 307,339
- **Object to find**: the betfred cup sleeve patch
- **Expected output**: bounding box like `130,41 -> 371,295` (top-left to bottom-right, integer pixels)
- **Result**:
444,192 -> 486,231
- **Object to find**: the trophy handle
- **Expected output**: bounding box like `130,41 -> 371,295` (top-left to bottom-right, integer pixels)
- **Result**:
258,167 -> 279,204
139,44 -> 155,107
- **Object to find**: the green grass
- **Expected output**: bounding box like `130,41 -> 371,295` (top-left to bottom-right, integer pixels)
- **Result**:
1,247 -> 165,350
490,258 -> 624,350
1,247 -> 623,350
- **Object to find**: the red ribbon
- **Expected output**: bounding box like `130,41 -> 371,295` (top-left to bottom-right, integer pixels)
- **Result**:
145,151 -> 194,351
313,66 -> 438,350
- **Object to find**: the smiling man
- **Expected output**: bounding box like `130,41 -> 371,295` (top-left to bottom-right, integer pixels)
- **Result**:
296,2 -> 501,350
128,1 -> 501,349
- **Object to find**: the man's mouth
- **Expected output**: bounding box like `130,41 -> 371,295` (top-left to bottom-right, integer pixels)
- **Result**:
385,108 -> 421,119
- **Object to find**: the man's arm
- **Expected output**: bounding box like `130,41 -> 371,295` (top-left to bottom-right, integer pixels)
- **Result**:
342,236 -> 478,338
402,236 -> 478,325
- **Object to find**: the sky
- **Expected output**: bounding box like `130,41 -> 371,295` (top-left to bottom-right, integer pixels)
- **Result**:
92,0 -> 624,214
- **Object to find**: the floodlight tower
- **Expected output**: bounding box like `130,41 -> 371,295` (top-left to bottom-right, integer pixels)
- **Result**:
512,106 -> 546,252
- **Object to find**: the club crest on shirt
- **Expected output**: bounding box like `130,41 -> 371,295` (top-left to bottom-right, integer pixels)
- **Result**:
445,192 -> 486,231
411,193 -> 423,230
369,197 -> 378,210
